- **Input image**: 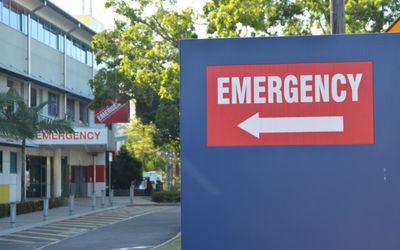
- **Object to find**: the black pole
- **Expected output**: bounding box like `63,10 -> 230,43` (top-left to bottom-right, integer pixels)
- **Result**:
330,0 -> 346,34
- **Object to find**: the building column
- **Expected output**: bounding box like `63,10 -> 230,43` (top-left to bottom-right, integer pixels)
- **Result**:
53,149 -> 62,197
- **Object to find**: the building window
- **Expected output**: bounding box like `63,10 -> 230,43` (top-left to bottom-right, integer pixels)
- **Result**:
21,12 -> 27,34
9,1 -> 18,30
87,51 -> 93,67
30,88 -> 37,107
66,37 -> 72,56
58,34 -> 64,52
6,80 -> 15,114
10,152 -> 17,174
37,18 -> 44,42
0,2 -> 94,66
48,92 -> 59,117
0,151 -> 3,173
67,98 -> 75,122
1,0 -> 24,31
79,102 -> 88,125
2,0 -> 10,26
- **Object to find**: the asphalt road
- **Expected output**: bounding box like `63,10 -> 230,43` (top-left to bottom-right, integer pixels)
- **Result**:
0,206 -> 181,250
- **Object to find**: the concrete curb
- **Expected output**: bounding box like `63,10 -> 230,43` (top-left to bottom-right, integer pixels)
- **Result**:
0,204 -> 125,237
128,203 -> 180,207
151,232 -> 181,250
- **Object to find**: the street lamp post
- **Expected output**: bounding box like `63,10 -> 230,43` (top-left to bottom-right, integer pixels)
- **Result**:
108,152 -> 112,193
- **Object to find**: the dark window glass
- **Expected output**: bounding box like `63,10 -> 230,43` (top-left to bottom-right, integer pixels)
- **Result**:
67,98 -> 75,122
10,152 -> 17,173
79,102 -> 88,125
0,151 -> 3,173
31,88 -> 37,107
48,92 -> 59,117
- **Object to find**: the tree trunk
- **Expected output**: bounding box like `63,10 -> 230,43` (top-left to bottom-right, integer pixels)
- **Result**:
21,138 -> 26,201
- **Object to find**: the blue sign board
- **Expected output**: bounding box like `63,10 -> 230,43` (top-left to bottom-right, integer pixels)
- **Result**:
180,33 -> 400,250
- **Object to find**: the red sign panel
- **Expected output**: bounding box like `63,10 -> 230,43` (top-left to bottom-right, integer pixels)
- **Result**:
95,102 -> 130,124
207,61 -> 374,146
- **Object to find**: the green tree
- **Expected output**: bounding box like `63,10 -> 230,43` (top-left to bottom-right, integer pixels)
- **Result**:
0,92 -> 28,137
0,91 -> 73,201
90,0 -> 197,154
111,146 -> 142,189
125,118 -> 166,171
204,0 -> 400,37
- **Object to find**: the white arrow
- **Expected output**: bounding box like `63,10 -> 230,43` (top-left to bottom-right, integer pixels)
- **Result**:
237,113 -> 344,138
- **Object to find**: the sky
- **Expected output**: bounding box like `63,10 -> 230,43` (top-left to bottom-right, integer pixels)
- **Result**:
51,0 -> 207,31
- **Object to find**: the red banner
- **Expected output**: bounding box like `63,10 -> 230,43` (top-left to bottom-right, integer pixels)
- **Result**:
95,102 -> 129,124
207,61 -> 374,146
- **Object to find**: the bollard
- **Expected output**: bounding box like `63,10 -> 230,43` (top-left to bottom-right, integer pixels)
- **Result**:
69,195 -> 75,215
91,192 -> 96,210
101,190 -> 105,208
10,202 -> 16,228
129,185 -> 134,205
43,198 -> 49,221
109,189 -> 113,207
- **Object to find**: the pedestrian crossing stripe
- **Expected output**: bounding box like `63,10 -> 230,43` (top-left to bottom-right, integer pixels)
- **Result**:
72,218 -> 121,223
69,219 -> 116,224
18,231 -> 68,237
8,233 -> 59,241
50,223 -> 96,229
86,215 -> 127,220
0,237 -> 35,244
41,225 -> 88,231
32,227 -> 78,233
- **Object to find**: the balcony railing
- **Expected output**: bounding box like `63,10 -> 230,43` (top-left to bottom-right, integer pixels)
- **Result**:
38,113 -> 89,128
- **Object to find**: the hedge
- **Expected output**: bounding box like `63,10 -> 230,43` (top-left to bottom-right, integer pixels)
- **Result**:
0,197 -> 68,218
152,191 -> 180,203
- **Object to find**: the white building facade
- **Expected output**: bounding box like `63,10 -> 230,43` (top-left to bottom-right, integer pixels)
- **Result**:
0,0 -> 113,203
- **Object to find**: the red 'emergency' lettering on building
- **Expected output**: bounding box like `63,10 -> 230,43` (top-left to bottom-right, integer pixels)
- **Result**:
35,131 -> 101,140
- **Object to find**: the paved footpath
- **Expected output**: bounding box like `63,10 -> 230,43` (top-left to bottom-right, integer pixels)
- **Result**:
0,196 -> 155,236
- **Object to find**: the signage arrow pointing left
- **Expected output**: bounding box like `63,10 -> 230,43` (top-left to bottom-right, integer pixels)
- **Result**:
238,113 -> 344,138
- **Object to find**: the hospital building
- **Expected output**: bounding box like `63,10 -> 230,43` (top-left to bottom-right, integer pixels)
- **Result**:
0,0 -> 114,203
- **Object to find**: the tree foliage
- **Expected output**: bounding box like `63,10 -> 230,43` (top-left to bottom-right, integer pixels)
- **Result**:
0,91 -> 73,201
90,0 -> 197,154
204,0 -> 400,37
0,91 -> 73,139
111,146 -> 143,189
90,0 -> 400,158
125,118 -> 166,171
